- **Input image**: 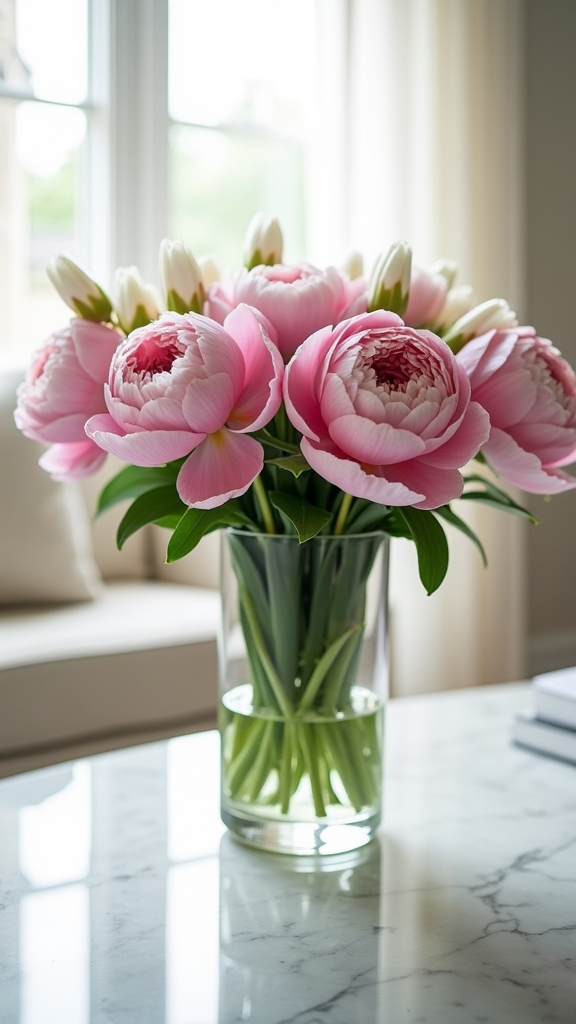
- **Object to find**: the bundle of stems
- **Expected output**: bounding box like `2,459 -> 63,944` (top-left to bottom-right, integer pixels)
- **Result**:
221,531 -> 384,818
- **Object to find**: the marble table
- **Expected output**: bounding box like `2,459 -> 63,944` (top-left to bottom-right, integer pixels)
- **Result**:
0,683 -> 575,1024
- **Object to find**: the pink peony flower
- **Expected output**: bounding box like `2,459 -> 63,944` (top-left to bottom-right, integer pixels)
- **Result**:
206,263 -> 366,361
14,319 -> 121,479
284,311 -> 490,509
85,306 -> 284,509
457,327 -> 576,493
404,267 -> 448,328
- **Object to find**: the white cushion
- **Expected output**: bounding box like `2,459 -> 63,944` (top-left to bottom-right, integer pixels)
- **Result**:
0,580 -> 220,669
0,368 -> 103,604
0,581 -> 220,755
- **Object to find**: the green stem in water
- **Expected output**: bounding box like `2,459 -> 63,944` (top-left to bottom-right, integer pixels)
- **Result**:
299,725 -> 327,817
333,492 -> 354,536
253,475 -> 276,534
279,722 -> 294,814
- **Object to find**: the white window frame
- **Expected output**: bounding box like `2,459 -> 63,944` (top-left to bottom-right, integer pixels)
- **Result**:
88,0 -> 169,288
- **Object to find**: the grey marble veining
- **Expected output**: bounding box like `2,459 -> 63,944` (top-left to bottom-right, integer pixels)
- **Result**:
1,683 -> 576,1023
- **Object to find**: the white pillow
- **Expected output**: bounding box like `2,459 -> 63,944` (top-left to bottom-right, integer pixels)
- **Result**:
0,368 -> 103,604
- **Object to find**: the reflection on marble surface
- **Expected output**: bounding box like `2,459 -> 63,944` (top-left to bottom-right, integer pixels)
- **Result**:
20,883 -> 89,1024
220,836 -> 381,1024
1,684 -> 576,1023
19,763 -> 91,888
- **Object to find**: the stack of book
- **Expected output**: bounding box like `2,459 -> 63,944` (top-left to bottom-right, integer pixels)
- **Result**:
513,667 -> 576,765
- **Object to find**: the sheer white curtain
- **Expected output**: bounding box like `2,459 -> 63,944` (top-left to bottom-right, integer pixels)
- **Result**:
308,0 -> 527,694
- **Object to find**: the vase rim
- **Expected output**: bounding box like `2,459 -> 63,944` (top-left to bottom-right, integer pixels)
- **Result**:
225,527 -> 388,542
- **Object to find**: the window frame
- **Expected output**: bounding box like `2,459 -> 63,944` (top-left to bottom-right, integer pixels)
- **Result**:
88,0 -> 169,287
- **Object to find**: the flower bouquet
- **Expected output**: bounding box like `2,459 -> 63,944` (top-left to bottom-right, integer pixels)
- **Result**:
15,214 -> 576,853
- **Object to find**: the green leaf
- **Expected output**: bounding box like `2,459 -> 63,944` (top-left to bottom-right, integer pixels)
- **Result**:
154,514 -> 183,530
379,508 -> 413,539
265,454 -> 310,477
460,492 -> 539,523
461,475 -> 538,523
268,492 -> 333,543
398,507 -> 449,595
97,463 -> 179,516
166,500 -> 254,563
435,505 -> 487,566
117,486 -> 186,549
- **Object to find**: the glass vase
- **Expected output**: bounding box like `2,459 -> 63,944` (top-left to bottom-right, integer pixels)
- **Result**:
218,529 -> 389,855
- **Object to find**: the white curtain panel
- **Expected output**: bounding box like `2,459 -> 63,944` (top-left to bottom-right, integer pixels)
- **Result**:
309,0 -> 527,694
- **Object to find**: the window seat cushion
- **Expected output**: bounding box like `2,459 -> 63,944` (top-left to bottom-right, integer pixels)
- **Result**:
0,581 -> 220,756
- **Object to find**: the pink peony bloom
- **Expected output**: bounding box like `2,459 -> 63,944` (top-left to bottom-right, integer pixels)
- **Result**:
206,263 -> 366,361
85,306 -> 284,509
284,311 -> 490,509
14,319 -> 121,479
457,327 -> 576,493
404,267 -> 448,328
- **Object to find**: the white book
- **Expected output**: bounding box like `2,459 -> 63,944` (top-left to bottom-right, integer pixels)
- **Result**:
533,666 -> 576,729
513,711 -> 576,766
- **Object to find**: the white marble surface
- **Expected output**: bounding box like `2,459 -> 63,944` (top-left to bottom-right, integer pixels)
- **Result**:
1,683 -> 576,1023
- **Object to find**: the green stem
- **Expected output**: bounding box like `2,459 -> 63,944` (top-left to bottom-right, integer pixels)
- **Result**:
273,404 -> 288,441
299,725 -> 327,817
333,492 -> 354,536
320,628 -> 364,713
279,722 -> 294,814
252,476 -> 276,534
254,429 -> 301,454
226,718 -> 267,796
239,586 -> 293,719
324,723 -> 364,811
297,625 -> 362,714
247,721 -> 275,801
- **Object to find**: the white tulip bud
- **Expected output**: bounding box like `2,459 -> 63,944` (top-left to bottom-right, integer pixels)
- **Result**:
433,284 -> 477,334
243,213 -> 283,270
368,242 -> 412,315
340,250 -> 364,280
159,239 -> 205,314
46,254 -> 112,322
429,258 -> 458,290
115,266 -> 161,334
198,254 -> 222,289
444,298 -> 518,353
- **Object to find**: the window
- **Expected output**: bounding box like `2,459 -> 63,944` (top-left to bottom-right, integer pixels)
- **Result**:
0,0 -> 320,359
0,0 -> 89,356
168,0 -> 316,267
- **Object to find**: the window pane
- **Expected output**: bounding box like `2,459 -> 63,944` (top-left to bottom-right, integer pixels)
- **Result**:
0,100 -> 87,356
170,124 -> 306,267
169,0 -> 316,138
11,0 -> 88,104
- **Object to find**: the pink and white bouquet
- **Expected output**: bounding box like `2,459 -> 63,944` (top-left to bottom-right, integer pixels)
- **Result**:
15,214 -> 576,594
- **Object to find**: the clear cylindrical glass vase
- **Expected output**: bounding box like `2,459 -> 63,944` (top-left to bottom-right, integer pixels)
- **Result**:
219,530 -> 389,855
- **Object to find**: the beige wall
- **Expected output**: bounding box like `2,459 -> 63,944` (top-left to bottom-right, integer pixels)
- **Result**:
526,0 -> 576,673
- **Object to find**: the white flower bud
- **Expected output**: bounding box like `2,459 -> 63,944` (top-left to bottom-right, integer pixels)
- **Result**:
368,242 -> 412,315
340,250 -> 364,280
243,213 -> 283,270
434,284 -> 477,334
198,254 -> 222,289
159,239 -> 205,314
428,258 -> 458,290
115,266 -> 161,334
46,254 -> 112,322
444,298 -> 518,353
